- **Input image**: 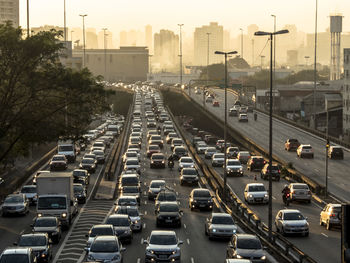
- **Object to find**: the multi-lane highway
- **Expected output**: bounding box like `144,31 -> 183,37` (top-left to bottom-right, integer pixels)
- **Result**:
189,88 -> 349,202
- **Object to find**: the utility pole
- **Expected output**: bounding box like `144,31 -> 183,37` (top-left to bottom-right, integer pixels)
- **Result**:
313,0 -> 318,129
79,14 -> 88,68
26,0 -> 29,38
178,24 -> 184,87
64,0 -> 67,42
240,28 -> 244,59
71,31 -> 74,45
206,32 -> 211,107
102,28 -> 108,80
251,39 -> 254,67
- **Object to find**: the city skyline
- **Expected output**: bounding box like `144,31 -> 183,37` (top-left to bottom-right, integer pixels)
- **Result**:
19,0 -> 349,37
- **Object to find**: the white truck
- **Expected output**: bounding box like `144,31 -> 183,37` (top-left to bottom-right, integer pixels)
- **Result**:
36,173 -> 78,228
57,140 -> 76,162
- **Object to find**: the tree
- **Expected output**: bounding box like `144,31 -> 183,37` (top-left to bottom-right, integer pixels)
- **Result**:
0,22 -> 112,163
199,63 -> 225,82
228,56 -> 250,69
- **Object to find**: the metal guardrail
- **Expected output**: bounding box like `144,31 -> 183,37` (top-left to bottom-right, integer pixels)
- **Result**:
165,95 -> 318,263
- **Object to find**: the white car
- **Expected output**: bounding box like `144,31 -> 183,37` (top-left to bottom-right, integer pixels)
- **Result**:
196,141 -> 208,154
297,144 -> 314,158
289,183 -> 311,203
226,159 -> 243,176
123,151 -> 140,163
238,114 -> 248,122
212,153 -> 225,167
178,157 -> 195,171
244,183 -> 268,204
275,209 -> 309,236
124,158 -> 141,174
148,180 -> 166,200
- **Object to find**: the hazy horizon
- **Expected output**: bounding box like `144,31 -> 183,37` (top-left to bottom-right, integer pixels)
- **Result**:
19,0 -> 350,37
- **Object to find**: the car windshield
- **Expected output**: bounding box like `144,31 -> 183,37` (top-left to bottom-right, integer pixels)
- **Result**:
52,156 -> 65,161
116,207 -> 139,217
126,160 -> 139,165
207,148 -> 216,152
293,184 -> 309,190
152,136 -> 161,140
90,240 -> 118,252
157,193 -> 177,202
152,155 -> 164,160
122,187 -> 138,193
73,170 -> 87,177
214,154 -> 224,158
248,185 -> 266,192
106,217 -> 130,226
150,182 -> 165,188
118,198 -> 137,205
0,254 -> 29,263
332,207 -> 341,213
237,238 -> 262,249
122,177 -> 138,184
21,187 -> 36,193
181,158 -> 193,163
303,146 -> 312,150
19,236 -> 46,246
332,148 -> 342,153
173,140 -> 182,144
284,212 -> 305,220
193,191 -> 210,198
84,154 -> 95,159
212,216 -> 234,225
228,160 -> 241,165
126,153 -> 137,157
58,145 -> 73,151
4,195 -> 23,203
74,185 -> 84,192
149,146 -> 159,150
160,204 -> 179,212
150,234 -> 177,245
93,151 -> 104,156
34,218 -> 56,227
90,227 -> 113,237
182,169 -> 197,175
82,158 -> 94,164
38,196 -> 66,209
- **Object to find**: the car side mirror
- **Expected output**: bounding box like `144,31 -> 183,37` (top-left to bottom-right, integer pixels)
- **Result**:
13,242 -> 18,246
143,240 -> 149,245
178,240 -> 184,245
84,247 -> 89,252
121,247 -> 126,252
85,234 -> 89,237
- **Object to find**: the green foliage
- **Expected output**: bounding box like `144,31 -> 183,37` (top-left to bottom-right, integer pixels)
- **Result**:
228,56 -> 250,69
0,22 -> 112,163
199,63 -> 225,82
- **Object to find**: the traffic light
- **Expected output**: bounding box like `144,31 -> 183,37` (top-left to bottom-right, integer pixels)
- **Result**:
342,204 -> 350,262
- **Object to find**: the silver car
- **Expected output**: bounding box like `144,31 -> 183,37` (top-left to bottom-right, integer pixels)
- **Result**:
115,205 -> 143,232
205,213 -> 237,239
1,193 -> 29,216
196,141 -> 208,154
86,224 -> 116,248
244,183 -> 268,204
226,234 -> 266,262
124,158 -> 141,174
204,147 -> 217,159
289,183 -> 311,203
226,159 -> 243,177
212,153 -> 225,167
20,185 -> 38,205
86,235 -> 126,263
178,157 -> 195,171
148,180 -> 166,200
275,209 -> 309,236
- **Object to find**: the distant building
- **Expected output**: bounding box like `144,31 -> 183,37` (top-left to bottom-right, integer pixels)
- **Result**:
145,25 -> 153,53
73,46 -> 149,82
194,22 -> 223,66
0,0 -> 19,27
154,29 -> 179,70
60,41 -> 82,70
120,31 -> 127,46
287,50 -> 298,66
343,48 -> 350,138
86,29 -> 98,49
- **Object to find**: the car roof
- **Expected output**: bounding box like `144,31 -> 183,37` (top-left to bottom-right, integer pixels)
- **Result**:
247,183 -> 264,187
192,188 -> 210,193
212,212 -> 231,218
21,233 -> 48,238
280,209 -> 301,214
151,230 -> 176,236
91,224 -> 113,229
235,234 -> 259,240
150,180 -> 166,183
94,235 -> 118,242
108,214 -> 129,219
2,247 -> 32,255
290,183 -> 308,186
121,174 -> 138,178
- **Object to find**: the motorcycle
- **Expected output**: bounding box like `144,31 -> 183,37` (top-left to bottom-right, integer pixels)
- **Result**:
168,160 -> 174,170
283,193 -> 291,206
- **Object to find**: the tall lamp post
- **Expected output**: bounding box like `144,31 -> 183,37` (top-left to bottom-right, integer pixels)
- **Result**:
205,32 -> 211,107
26,0 -> 30,38
254,29 -> 289,241
178,24 -> 184,87
313,0 -> 318,129
214,50 -> 238,201
64,0 -> 67,42
102,28 -> 108,80
71,30 -> 74,47
79,14 -> 87,68
239,28 -> 244,60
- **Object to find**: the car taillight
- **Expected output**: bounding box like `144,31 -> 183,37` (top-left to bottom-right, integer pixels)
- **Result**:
278,170 -> 281,173
291,191 -> 295,194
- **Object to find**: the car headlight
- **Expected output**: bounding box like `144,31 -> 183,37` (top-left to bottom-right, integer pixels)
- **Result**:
232,229 -> 237,233
236,254 -> 243,259
172,250 -> 177,255
147,249 -> 154,254
264,194 -> 268,198
212,228 -> 216,232
61,213 -> 67,218
249,194 -> 253,198
37,213 -> 42,217
261,255 -> 266,260
134,220 -> 138,224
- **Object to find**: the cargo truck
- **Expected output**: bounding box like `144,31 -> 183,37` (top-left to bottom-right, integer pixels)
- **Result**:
57,140 -> 76,162
36,172 -> 78,228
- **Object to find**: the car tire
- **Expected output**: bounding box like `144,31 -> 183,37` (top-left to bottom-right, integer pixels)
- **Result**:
326,221 -> 331,230
281,227 -> 286,236
305,231 -> 309,237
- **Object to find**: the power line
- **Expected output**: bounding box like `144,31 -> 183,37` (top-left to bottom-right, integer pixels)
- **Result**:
254,38 -> 270,65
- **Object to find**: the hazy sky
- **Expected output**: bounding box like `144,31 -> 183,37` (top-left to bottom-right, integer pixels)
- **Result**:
19,0 -> 350,36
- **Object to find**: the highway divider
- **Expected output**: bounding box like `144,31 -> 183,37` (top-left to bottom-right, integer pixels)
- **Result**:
166,103 -> 318,263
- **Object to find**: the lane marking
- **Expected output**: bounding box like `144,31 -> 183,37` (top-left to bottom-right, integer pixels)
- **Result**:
183,224 -> 187,229
144,201 -> 147,205
187,238 -> 190,245
143,223 -> 146,229
140,238 -> 144,245
137,258 -> 140,263
191,257 -> 195,263
145,211 -> 148,215
272,196 -> 276,200
321,233 -> 328,238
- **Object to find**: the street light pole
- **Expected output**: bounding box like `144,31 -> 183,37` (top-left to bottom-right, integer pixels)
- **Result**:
102,28 -> 108,80
206,32 -> 211,107
255,29 -> 289,242
64,0 -> 67,42
80,14 -> 87,68
313,0 -> 318,129
178,24 -> 184,87
215,50 -> 238,202
325,107 -> 329,197
26,0 -> 30,38
71,31 -> 74,46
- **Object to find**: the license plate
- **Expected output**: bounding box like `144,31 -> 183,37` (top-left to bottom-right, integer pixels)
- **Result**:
159,255 -> 168,259
255,198 -> 262,201
199,204 -> 205,207
165,219 -> 172,223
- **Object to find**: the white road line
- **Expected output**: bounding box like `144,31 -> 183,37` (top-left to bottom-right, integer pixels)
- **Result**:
145,201 -> 147,205
140,238 -> 144,245
174,183 -> 176,186
187,238 -> 190,245
321,233 -> 328,238
272,196 -> 276,200
183,224 -> 187,229
143,223 -> 146,229
191,257 -> 195,263
145,211 -> 148,215
137,258 -> 140,263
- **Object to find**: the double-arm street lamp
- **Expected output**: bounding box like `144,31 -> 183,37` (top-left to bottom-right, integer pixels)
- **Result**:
254,29 -> 289,241
214,50 -> 238,201
79,14 -> 88,68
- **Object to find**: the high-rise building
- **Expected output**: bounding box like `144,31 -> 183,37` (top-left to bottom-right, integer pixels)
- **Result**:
194,22 -> 223,66
0,0 -> 19,28
343,48 -> 350,138
154,29 -> 179,70
145,25 -> 153,53
120,31 -> 127,46
86,28 -> 98,49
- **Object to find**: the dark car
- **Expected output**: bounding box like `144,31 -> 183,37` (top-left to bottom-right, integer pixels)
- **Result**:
79,158 -> 96,173
172,146 -> 188,160
189,189 -> 213,211
247,156 -> 266,171
284,138 -> 300,151
72,169 -> 90,184
260,163 -> 280,181
155,202 -> 183,227
120,186 -> 141,205
73,183 -> 87,204
150,153 -> 166,168
328,146 -> 344,160
32,216 -> 61,244
105,215 -> 133,243
15,233 -> 52,263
